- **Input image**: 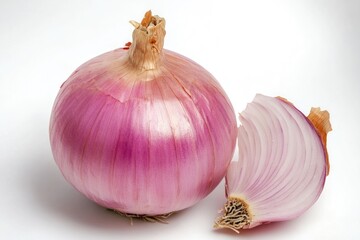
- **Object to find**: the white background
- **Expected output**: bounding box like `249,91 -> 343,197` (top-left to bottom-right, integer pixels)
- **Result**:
1,0 -> 359,239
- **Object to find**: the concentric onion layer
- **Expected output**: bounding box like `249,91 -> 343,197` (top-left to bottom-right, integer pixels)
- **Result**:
224,94 -> 329,229
49,48 -> 237,215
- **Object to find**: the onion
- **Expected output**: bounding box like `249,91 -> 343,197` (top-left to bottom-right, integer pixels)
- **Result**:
214,94 -> 332,232
49,11 -> 237,216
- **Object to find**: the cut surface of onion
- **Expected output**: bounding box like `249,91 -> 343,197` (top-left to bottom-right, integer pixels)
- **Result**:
214,94 -> 332,232
49,11 -> 237,216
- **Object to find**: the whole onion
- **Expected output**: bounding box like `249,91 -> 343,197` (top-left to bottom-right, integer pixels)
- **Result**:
49,11 -> 237,216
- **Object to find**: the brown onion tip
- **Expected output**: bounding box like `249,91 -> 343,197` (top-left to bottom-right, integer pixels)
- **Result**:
307,107 -> 332,175
141,10 -> 153,27
128,10 -> 166,70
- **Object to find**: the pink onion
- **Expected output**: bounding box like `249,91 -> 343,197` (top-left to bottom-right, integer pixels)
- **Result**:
49,11 -> 237,216
214,94 -> 331,232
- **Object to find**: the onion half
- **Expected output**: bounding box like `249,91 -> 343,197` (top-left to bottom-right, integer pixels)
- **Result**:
214,94 -> 331,232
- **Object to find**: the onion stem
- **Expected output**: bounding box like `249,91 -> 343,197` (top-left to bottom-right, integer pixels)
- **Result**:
128,10 -> 166,71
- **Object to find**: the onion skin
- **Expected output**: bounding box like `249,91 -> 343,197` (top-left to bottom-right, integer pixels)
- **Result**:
49,12 -> 237,216
214,94 -> 331,232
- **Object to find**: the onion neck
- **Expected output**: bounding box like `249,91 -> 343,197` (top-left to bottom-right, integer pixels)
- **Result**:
128,11 -> 166,71
307,107 -> 332,176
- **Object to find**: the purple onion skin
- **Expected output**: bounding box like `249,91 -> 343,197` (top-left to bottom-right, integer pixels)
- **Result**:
49,48 -> 237,215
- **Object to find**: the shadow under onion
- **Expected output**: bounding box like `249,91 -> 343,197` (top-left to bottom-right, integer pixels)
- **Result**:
28,157 -> 190,231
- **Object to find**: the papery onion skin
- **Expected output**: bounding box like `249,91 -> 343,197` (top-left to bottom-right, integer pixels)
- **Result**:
49,11 -> 237,216
214,94 -> 331,232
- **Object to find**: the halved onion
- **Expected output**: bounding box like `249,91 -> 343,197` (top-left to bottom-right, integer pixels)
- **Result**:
214,94 -> 331,232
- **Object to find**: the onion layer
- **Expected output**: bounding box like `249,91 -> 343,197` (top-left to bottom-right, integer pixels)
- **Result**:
214,94 -> 331,232
49,11 -> 237,216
